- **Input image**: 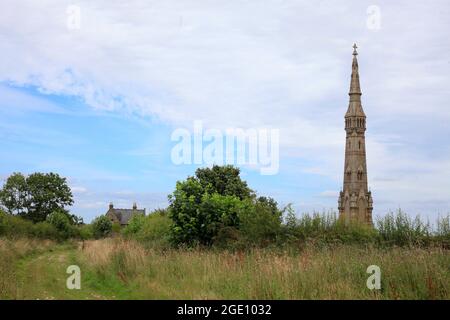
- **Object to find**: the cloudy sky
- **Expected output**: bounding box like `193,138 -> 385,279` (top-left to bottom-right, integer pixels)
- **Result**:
0,1 -> 449,222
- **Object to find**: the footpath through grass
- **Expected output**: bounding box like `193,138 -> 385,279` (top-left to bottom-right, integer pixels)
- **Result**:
1,238 -> 449,299
0,239 -> 113,299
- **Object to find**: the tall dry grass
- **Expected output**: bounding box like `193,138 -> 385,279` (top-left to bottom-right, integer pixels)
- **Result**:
77,238 -> 450,299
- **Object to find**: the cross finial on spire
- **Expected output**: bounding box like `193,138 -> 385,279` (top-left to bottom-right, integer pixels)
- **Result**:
353,43 -> 358,56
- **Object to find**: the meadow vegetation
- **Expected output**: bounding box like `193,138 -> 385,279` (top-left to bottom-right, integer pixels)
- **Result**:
72,238 -> 449,299
0,238 -> 55,298
1,208 -> 449,299
0,167 -> 449,299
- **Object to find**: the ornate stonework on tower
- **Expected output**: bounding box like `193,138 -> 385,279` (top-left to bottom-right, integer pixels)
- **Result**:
338,44 -> 373,225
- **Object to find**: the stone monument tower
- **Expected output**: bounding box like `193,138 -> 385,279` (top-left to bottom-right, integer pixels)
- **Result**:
338,44 -> 373,225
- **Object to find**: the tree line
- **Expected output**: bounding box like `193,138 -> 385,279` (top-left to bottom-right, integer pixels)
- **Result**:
1,167 -> 449,247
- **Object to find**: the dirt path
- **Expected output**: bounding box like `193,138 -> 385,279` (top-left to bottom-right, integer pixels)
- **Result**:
14,243 -> 107,300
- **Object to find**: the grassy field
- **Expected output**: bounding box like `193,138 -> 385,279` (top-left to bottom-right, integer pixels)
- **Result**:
0,237 -> 448,299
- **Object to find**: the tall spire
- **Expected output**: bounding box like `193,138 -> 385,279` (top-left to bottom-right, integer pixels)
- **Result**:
349,43 -> 361,96
339,43 -> 373,226
346,43 -> 365,117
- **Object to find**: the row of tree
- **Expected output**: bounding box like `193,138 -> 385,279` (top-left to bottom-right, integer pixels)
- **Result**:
2,167 -> 449,247
0,167 -> 283,245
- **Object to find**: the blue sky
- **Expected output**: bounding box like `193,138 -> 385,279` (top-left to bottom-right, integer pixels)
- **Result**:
0,84 -> 337,221
0,1 -> 449,222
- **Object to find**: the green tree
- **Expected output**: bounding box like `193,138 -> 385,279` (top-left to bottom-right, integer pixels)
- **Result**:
0,172 -> 74,222
68,214 -> 84,226
92,215 -> 112,238
256,196 -> 280,216
194,165 -> 253,200
168,178 -> 206,245
0,172 -> 28,215
199,194 -> 243,244
25,173 -> 73,222
168,166 -> 259,246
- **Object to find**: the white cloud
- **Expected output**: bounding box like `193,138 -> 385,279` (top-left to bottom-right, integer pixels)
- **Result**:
0,1 -> 449,217
71,186 -> 88,194
318,190 -> 340,198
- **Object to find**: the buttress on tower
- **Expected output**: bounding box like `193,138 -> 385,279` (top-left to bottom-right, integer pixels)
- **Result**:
338,44 -> 373,225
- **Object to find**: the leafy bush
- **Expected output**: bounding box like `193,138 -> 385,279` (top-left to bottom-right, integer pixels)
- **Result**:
283,209 -> 337,240
47,210 -> 71,232
0,211 -> 34,237
236,198 -> 282,246
0,209 -> 60,239
78,224 -> 94,240
278,209 -> 448,247
333,220 -> 378,244
168,166 -> 278,246
436,215 -> 450,241
169,183 -> 245,246
124,210 -> 172,248
140,213 -> 171,242
112,222 -> 122,234
212,226 -> 244,249
168,177 -> 205,245
376,210 -> 431,246
31,222 -> 59,239
281,209 -> 376,245
0,210 -> 6,235
92,215 -> 112,239
123,213 -> 146,235
197,194 -> 244,244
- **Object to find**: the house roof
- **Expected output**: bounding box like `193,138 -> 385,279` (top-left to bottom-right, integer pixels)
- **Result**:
109,208 -> 145,225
